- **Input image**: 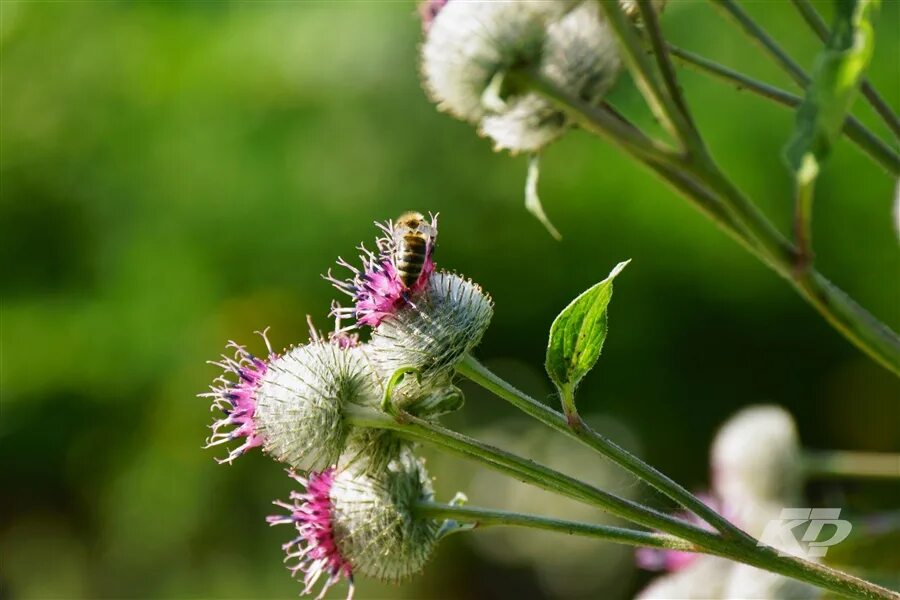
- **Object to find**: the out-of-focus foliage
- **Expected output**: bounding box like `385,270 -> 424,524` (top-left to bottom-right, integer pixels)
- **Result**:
1,1 -> 898,598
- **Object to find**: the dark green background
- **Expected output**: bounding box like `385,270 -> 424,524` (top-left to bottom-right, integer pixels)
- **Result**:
2,1 -> 898,598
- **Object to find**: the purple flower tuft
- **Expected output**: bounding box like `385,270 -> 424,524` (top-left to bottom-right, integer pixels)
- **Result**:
201,329 -> 277,464
268,469 -> 354,600
325,214 -> 437,329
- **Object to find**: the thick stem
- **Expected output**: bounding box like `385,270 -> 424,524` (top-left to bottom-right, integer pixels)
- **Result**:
456,354 -> 746,539
414,501 -> 699,551
521,71 -> 900,375
790,0 -> 900,138
668,44 -> 900,175
805,450 -> 900,480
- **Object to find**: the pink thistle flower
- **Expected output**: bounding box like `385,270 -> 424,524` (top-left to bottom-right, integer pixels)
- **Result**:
307,309 -> 360,350
325,214 -> 438,329
201,329 -> 277,464
268,469 -> 354,600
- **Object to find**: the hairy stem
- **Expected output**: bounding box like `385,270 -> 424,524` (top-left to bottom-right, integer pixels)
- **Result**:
456,354 -> 745,538
789,0 -> 900,138
667,44 -> 900,174
345,405 -> 718,544
452,357 -> 898,598
345,407 -> 897,598
415,501 -> 699,550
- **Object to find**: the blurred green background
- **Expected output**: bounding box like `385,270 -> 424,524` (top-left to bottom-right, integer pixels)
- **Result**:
2,1 -> 898,598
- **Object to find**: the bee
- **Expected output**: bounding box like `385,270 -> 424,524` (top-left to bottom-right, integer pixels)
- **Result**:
392,211 -> 436,289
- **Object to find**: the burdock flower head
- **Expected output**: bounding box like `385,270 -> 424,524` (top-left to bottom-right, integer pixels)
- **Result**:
269,447 -> 440,598
202,324 -> 380,471
420,0 -> 621,154
327,213 -> 493,381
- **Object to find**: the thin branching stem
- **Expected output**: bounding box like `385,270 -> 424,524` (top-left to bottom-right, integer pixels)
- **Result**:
635,0 -> 699,139
451,358 -> 899,599
594,0 -> 696,148
789,0 -> 900,137
455,354 -> 744,538
667,44 -> 900,174
713,0 -> 810,87
347,406 -> 895,598
344,404 -> 721,544
414,501 -> 700,550
519,70 -> 900,374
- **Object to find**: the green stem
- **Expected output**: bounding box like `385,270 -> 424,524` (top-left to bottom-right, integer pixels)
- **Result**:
509,69 -> 679,167
693,156 -> 900,375
414,501 -> 699,551
635,0 -> 700,145
451,357 -> 898,598
789,0 -> 900,138
345,404 -> 719,545
793,155 -> 818,271
521,71 -> 900,375
713,0 -> 810,88
594,0 -> 695,147
345,407 -> 897,598
805,450 -> 900,479
456,354 -> 744,538
667,44 -> 900,174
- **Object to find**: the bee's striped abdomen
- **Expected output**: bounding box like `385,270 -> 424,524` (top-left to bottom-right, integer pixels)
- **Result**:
396,233 -> 428,288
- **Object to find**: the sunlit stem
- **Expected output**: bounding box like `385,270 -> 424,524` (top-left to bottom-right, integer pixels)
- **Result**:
666,44 -> 899,175
712,0 -> 809,87
517,71 -> 900,375
595,0 -> 697,150
805,450 -> 900,480
345,401 -> 897,597
414,501 -> 699,551
793,155 -> 818,271
789,0 -> 900,138
455,354 -> 744,538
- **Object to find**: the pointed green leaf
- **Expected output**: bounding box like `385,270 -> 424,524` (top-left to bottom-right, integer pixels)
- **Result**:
784,0 -> 879,173
545,260 -> 629,401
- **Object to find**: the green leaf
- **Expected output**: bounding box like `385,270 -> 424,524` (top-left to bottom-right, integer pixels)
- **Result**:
784,0 -> 879,173
545,260 -> 629,406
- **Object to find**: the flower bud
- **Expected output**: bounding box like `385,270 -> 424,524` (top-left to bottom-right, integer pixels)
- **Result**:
327,214 -> 493,380
619,0 -> 668,20
203,332 -> 380,471
480,1 -> 622,154
421,1 -> 621,154
369,271 -> 493,380
268,447 -> 439,597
